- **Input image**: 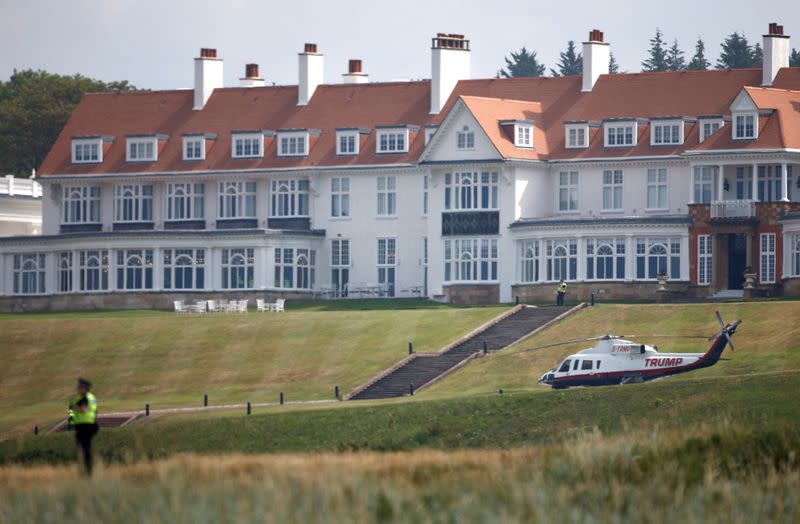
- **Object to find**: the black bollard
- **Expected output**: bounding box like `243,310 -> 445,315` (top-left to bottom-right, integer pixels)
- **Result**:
247,401 -> 251,415
499,389 -> 504,395
335,384 -> 340,400
280,392 -> 284,405
591,291 -> 596,306
408,342 -> 414,355
34,425 -> 39,435
145,403 -> 150,416
483,339 -> 489,354
515,295 -> 519,305
204,393 -> 208,407
409,383 -> 415,396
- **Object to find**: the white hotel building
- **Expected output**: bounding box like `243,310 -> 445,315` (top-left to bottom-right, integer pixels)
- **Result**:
2,26 -> 800,310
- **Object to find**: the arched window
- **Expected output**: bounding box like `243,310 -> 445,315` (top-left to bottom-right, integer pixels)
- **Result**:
636,238 -> 681,280
63,186 -> 100,223
59,252 -> 73,292
221,248 -> 254,289
79,250 -> 109,291
12,254 -> 46,294
457,125 -> 475,149
116,249 -> 153,290
545,239 -> 577,281
595,244 -> 615,279
114,185 -> 153,222
218,182 -> 256,218
521,240 -> 539,282
271,179 -> 309,217
274,248 -> 316,289
647,244 -> 668,278
165,183 -> 205,222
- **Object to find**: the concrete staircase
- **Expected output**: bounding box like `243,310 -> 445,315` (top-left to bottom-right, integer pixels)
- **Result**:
348,304 -> 580,400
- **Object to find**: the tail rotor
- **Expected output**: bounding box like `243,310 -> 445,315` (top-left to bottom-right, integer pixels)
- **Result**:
709,311 -> 741,351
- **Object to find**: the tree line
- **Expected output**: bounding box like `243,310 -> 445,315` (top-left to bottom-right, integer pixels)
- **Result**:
500,29 -> 800,77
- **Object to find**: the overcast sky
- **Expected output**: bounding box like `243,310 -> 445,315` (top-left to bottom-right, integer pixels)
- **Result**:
2,0 -> 799,90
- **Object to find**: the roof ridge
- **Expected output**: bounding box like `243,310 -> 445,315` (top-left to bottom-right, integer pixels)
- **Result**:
460,95 -> 542,104
84,88 -> 191,97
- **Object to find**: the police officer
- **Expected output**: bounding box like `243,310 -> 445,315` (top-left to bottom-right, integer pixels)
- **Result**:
68,378 -> 98,475
556,279 -> 567,306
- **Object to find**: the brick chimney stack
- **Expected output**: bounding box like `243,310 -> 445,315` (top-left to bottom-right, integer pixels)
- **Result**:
194,48 -> 223,110
240,63 -> 266,87
762,22 -> 790,86
343,59 -> 369,84
298,43 -> 324,105
582,30 -> 609,92
430,33 -> 471,114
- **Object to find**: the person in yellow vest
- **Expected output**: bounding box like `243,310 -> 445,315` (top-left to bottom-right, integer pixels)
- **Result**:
68,378 -> 98,475
556,280 -> 567,306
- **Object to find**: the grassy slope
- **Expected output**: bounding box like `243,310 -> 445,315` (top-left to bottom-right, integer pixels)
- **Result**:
423,301 -> 800,398
0,300 -> 506,436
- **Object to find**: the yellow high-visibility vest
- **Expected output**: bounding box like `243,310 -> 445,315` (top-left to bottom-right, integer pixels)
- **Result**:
69,392 -> 98,425
557,283 -> 567,294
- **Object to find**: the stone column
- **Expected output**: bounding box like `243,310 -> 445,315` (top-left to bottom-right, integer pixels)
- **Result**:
751,164 -> 759,202
72,249 -> 80,293
746,233 -> 755,269
153,247 -> 163,291
781,163 -> 789,202
717,165 -> 724,201
688,166 -> 696,204
576,236 -> 585,282
625,235 -> 635,281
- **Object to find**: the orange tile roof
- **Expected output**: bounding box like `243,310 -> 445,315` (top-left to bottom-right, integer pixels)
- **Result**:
37,67 -> 800,176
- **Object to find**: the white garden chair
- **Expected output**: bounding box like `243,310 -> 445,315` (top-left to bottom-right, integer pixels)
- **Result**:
192,300 -> 207,314
237,299 -> 248,313
173,300 -> 189,313
256,299 -> 269,312
270,298 -> 285,312
207,300 -> 218,313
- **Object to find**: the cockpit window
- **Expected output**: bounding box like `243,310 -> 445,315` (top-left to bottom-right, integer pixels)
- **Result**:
581,360 -> 593,370
573,360 -> 580,371
558,360 -> 571,373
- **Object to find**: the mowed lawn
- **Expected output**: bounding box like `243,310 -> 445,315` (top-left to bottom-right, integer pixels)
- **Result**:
0,300 -> 507,436
423,301 -> 800,398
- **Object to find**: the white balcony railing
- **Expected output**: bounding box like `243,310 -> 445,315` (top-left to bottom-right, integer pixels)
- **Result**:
0,174 -> 42,197
710,199 -> 756,219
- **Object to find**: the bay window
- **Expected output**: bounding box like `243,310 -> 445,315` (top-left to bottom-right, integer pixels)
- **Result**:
636,238 -> 681,280
221,248 -> 254,289
444,171 -> 499,210
79,250 -> 109,291
443,238 -> 498,282
586,238 -> 625,280
59,252 -> 73,292
163,248 -> 205,290
520,239 -> 539,282
274,247 -> 316,289
218,181 -> 256,218
12,253 -> 46,295
271,179 -> 309,217
116,249 -> 154,290
63,186 -> 101,224
166,183 -> 205,220
114,185 -> 153,222
545,239 -> 577,281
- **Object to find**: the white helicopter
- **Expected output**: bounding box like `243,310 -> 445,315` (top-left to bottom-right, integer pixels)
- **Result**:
537,311 -> 741,389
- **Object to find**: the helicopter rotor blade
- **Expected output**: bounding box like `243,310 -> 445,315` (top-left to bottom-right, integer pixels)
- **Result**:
716,310 -> 725,329
519,336 -> 606,352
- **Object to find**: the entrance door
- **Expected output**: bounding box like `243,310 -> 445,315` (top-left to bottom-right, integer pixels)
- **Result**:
727,234 -> 747,290
377,238 -> 397,297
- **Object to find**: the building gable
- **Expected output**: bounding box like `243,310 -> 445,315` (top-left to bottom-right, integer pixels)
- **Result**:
421,100 -> 502,163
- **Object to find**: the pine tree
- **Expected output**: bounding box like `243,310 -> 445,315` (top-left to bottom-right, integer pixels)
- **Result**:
608,52 -> 619,74
665,39 -> 686,71
550,41 -> 583,77
716,32 -> 757,69
498,46 -> 546,78
751,42 -> 763,67
687,38 -> 710,70
642,28 -> 669,72
791,49 -> 800,67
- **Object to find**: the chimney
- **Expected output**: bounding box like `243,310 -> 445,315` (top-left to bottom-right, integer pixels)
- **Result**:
343,59 -> 368,84
298,43 -> 324,105
430,33 -> 471,114
194,48 -> 223,110
240,63 -> 265,87
762,22 -> 790,86
582,30 -> 609,92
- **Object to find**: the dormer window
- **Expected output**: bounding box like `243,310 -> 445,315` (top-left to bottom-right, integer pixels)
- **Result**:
457,126 -> 475,149
650,120 -> 683,146
565,124 -> 588,148
72,138 -> 102,164
733,113 -> 757,140
515,124 -> 533,148
126,137 -> 157,162
183,136 -> 206,161
376,128 -> 408,153
699,118 -> 724,143
604,121 -> 636,147
278,131 -> 308,157
336,130 -> 359,155
232,132 -> 263,158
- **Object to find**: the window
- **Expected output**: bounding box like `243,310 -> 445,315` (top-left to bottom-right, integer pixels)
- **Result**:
218,181 -> 256,218
566,125 -> 588,148
457,126 -> 475,149
581,360 -> 593,371
12,254 -> 46,295
183,136 -> 205,160
126,138 -> 157,161
791,233 -> 800,277
79,250 -> 109,291
163,249 -> 205,290
693,167 -> 714,204
271,179 -> 309,217
736,166 -> 753,200
114,185 -> 153,222
757,165 -> 793,202
58,252 -> 73,292
444,172 -> 499,210
377,238 -> 398,296
221,248 -> 255,289
166,183 -> 204,221
605,123 -> 635,147
586,238 -> 626,280
647,168 -> 668,209
377,129 -> 408,153
651,122 -> 683,145
558,360 -> 571,373
232,133 -> 263,158
331,239 -> 350,296
515,124 -> 533,147
63,186 -> 100,224
602,170 -> 623,211
274,248 -> 316,289
72,139 -> 102,163
636,238 -> 681,280
444,238 -> 498,282
116,249 -> 153,290
698,235 -> 712,285
733,113 -> 756,139
545,239 -> 577,281
699,119 -> 723,143
760,233 -> 776,284
331,177 -> 350,217
377,176 -> 397,216
520,239 -> 539,282
423,175 -> 429,215
337,131 -> 358,155
278,133 -> 307,156
558,171 -> 579,212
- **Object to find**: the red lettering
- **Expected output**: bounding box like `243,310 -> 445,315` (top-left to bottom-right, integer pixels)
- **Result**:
676,358 -> 683,366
